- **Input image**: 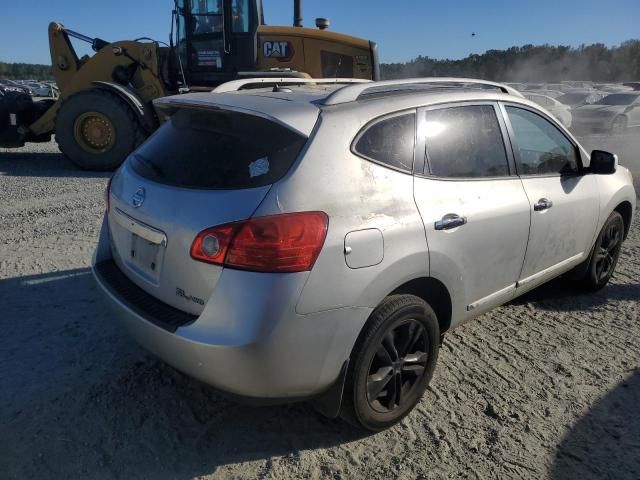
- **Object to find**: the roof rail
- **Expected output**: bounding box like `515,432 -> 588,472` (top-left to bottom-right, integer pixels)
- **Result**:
213,77 -> 371,93
321,77 -> 524,105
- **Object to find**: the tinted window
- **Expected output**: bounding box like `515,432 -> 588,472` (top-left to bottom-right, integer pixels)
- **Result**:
321,51 -> 355,78
130,109 -> 306,189
594,94 -> 639,106
354,113 -> 415,171
557,93 -> 588,106
505,106 -> 579,175
422,105 -> 509,178
232,0 -> 250,32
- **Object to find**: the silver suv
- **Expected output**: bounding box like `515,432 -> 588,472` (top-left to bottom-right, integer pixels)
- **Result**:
93,78 -> 636,431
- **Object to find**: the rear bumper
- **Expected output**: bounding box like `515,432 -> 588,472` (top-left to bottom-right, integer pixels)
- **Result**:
92,220 -> 372,400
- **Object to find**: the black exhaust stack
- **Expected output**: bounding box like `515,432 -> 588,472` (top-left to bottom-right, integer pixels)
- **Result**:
294,0 -> 303,27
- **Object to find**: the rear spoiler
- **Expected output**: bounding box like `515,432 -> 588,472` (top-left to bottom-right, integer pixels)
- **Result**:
153,93 -> 320,137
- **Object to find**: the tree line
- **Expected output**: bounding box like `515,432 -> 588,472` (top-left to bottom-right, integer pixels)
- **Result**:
381,41 -> 640,82
2,40 -> 639,82
0,62 -> 53,81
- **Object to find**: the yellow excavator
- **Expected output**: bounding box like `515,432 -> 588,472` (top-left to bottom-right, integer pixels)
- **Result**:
0,0 -> 379,170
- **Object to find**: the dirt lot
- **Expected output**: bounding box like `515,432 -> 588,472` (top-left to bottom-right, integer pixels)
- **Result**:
0,137 -> 638,479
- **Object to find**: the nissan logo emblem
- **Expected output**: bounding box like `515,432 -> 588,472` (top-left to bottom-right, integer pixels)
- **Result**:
132,188 -> 146,208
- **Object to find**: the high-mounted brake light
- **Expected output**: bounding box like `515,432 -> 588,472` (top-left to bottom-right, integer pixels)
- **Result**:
191,212 -> 329,273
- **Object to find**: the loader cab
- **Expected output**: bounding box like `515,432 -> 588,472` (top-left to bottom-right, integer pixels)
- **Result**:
175,0 -> 262,86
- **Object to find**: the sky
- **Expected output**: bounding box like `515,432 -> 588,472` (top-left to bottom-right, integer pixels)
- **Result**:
1,0 -> 639,65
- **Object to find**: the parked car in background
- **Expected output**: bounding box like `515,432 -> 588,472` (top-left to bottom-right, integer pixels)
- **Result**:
522,83 -> 546,91
504,82 -> 525,91
0,79 -> 33,96
562,81 -> 594,90
0,80 -> 24,94
572,92 -> 640,134
93,78 -> 635,431
529,89 -> 564,99
556,91 -> 606,109
596,83 -> 634,94
523,93 -> 572,127
545,83 -> 564,91
25,83 -> 55,97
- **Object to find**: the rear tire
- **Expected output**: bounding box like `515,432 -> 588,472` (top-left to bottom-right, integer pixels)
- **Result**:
341,294 -> 439,431
582,211 -> 625,291
55,89 -> 146,171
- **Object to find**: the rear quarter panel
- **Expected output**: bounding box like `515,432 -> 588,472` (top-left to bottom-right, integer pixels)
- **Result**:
253,108 -> 429,315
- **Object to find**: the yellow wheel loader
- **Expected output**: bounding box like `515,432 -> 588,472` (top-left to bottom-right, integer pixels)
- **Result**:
0,0 -> 379,170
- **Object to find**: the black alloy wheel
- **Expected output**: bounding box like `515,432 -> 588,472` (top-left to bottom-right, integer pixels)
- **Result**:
583,211 -> 625,290
341,294 -> 440,432
366,319 -> 428,413
594,215 -> 623,282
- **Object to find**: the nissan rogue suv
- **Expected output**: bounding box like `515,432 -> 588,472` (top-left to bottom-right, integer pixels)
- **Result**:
92,78 -> 636,431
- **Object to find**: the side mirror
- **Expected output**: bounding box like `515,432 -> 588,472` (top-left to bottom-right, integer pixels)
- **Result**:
589,150 -> 618,175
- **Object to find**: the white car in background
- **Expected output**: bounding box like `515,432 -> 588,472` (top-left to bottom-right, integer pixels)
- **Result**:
26,83 -> 54,97
572,92 -> 640,134
524,93 -> 572,127
529,89 -> 564,99
596,84 -> 634,94
557,91 -> 606,110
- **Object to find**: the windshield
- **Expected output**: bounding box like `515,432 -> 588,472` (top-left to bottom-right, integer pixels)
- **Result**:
129,108 -> 307,190
557,93 -> 588,106
594,94 -> 639,106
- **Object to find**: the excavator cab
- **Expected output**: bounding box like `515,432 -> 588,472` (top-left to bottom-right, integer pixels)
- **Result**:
175,0 -> 263,86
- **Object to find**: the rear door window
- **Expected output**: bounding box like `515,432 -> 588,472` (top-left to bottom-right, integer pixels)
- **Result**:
129,109 -> 307,189
422,105 -> 510,178
353,112 -> 416,172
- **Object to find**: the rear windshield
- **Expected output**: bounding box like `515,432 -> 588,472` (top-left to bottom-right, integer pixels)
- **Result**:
129,108 -> 307,189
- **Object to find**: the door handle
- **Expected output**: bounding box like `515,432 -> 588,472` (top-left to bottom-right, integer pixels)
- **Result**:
534,198 -> 554,211
435,214 -> 467,231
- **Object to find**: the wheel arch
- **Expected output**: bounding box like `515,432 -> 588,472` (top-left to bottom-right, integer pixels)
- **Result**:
614,200 -> 633,240
389,277 -> 453,335
346,275 -> 453,367
611,114 -> 628,129
55,87 -> 147,170
92,81 -> 157,132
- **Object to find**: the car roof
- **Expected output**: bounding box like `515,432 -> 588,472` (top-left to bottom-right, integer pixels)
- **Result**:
154,78 -> 536,135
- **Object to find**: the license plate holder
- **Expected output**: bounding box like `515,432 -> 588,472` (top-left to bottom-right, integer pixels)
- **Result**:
130,233 -> 161,279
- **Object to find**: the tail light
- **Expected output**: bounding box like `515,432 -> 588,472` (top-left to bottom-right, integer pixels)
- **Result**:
191,212 -> 329,273
105,176 -> 114,213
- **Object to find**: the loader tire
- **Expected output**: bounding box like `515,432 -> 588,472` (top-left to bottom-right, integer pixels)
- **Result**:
55,89 -> 146,171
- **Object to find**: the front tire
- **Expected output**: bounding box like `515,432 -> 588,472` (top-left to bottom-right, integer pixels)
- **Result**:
582,211 -> 625,291
55,89 -> 146,171
611,116 -> 627,135
341,295 -> 440,431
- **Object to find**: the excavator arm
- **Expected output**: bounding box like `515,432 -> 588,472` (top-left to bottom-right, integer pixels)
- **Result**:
29,23 -> 169,138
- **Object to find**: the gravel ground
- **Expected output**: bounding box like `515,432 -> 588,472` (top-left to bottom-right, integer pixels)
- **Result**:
0,138 -> 638,479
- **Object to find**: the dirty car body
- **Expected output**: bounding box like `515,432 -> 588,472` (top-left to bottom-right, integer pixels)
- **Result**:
92,78 -> 636,430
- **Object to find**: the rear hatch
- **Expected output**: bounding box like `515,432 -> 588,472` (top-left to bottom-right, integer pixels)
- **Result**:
107,106 -> 311,315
